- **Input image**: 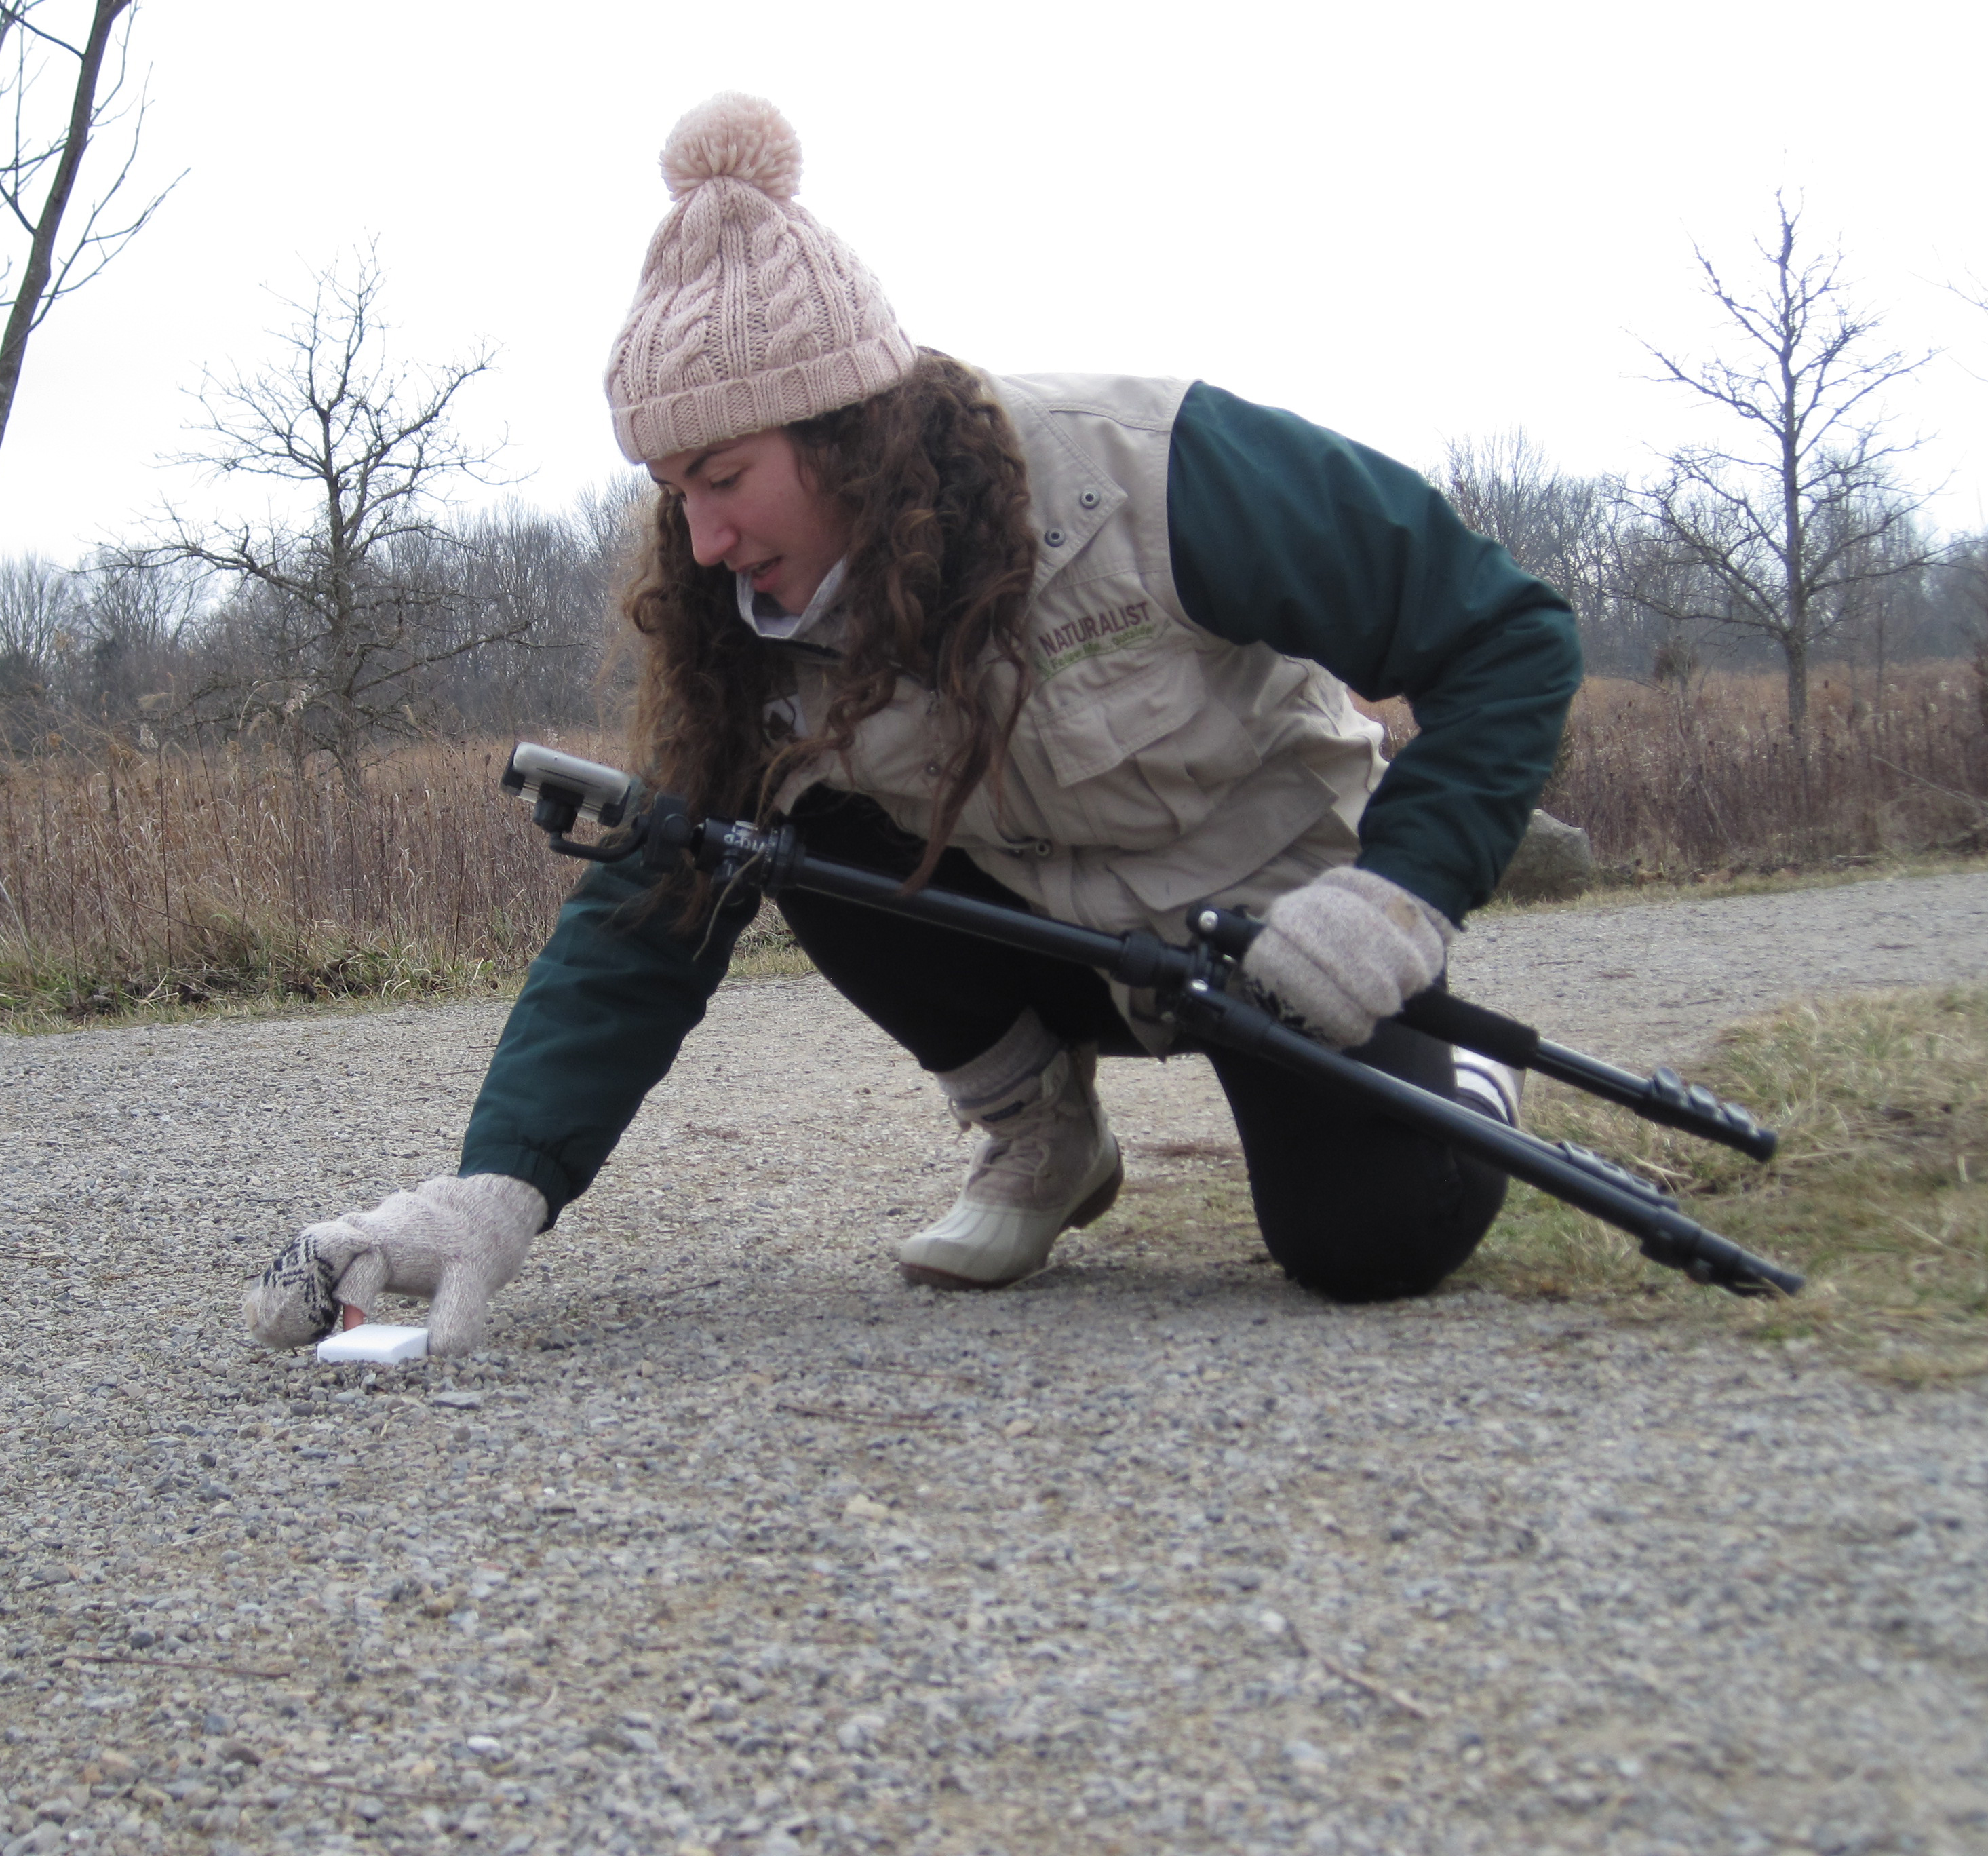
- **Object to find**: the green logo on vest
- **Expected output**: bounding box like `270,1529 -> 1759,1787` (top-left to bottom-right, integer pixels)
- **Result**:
1034,600 -> 1159,678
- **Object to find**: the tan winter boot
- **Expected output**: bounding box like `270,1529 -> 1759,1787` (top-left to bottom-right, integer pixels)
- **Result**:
898,1012 -> 1123,1290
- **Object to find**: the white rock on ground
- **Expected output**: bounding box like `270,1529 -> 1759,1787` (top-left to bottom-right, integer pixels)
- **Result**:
1,872 -> 1985,1855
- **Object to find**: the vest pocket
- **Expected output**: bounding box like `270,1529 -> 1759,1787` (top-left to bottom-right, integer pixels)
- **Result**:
1033,651 -> 1194,787
1024,648 -> 1266,849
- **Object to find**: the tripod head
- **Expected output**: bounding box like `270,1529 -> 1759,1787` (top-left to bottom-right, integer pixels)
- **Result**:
500,745 -> 637,853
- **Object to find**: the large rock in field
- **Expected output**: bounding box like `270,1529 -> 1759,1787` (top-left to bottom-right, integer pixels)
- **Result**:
1494,809 -> 1594,904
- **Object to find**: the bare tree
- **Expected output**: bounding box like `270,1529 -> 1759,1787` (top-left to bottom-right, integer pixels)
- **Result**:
1439,428 -> 1637,657
1607,519 -> 1732,689
1937,535 -> 1988,729
432,476 -> 648,732
159,251 -> 521,787
1439,427 -> 1713,680
1631,197 -> 1934,735
0,547 -> 73,743
0,0 -> 178,451
67,541 -> 191,728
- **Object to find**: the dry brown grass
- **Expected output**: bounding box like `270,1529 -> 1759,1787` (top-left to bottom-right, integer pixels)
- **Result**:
1458,983 -> 1988,1378
0,737 -> 559,1022
1359,660 -> 1988,882
7,661 -> 1985,1027
1551,663 -> 1987,876
0,733 -> 804,1026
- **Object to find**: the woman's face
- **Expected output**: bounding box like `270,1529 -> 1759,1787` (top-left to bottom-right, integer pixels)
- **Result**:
649,429 -> 850,617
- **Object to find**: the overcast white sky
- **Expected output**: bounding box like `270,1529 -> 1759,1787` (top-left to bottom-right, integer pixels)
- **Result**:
3,0 -> 1985,560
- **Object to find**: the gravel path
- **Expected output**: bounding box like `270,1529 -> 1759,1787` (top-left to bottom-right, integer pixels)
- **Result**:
1455,869 -> 1988,1070
5,872 -> 1987,1856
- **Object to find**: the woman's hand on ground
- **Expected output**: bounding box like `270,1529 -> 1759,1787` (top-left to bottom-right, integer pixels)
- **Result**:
243,1173 -> 547,1355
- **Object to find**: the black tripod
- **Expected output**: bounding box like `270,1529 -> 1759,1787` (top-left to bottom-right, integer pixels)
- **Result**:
513,756 -> 1802,1299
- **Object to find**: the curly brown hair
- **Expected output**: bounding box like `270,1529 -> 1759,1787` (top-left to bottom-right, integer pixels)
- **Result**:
622,350 -> 1038,902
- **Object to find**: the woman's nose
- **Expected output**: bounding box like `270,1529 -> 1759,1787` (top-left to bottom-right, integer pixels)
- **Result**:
684,503 -> 737,568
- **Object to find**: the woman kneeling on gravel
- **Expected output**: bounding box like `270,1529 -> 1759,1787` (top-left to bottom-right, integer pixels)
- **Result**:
258,94 -> 1581,1351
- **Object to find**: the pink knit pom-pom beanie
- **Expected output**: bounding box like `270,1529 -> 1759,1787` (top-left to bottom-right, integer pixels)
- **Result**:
603,93 -> 918,463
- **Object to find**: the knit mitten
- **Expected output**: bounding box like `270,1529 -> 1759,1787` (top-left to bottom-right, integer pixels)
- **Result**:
244,1174 -> 546,1357
1240,868 -> 1454,1049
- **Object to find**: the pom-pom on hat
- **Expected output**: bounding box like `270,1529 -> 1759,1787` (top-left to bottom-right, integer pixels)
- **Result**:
604,94 -> 918,463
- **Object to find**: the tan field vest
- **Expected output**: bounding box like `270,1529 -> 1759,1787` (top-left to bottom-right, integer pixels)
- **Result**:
775,372 -> 1385,1013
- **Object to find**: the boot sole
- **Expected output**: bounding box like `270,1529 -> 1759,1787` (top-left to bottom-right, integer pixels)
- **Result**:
898,1151 -> 1126,1291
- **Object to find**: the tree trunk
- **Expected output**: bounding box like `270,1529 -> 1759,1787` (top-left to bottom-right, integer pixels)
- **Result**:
1783,632 -> 1809,737
0,0 -> 132,450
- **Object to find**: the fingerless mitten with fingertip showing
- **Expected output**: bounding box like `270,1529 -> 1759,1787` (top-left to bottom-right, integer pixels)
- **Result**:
243,1173 -> 546,1357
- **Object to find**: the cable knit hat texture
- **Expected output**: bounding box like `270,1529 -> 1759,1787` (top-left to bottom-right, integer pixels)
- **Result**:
604,94 -> 918,463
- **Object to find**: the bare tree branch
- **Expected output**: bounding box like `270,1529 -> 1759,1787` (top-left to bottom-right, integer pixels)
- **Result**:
0,0 -> 182,452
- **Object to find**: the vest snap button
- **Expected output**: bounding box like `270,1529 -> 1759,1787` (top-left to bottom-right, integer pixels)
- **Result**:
924,762 -> 941,777
1078,489 -> 1101,509
1033,840 -> 1053,857
1044,528 -> 1066,547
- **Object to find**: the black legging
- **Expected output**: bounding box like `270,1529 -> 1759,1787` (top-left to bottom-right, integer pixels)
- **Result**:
776,789 -> 1507,1301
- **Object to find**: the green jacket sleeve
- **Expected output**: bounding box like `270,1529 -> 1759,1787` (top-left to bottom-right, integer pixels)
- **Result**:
1166,382 -> 1582,923
458,855 -> 749,1221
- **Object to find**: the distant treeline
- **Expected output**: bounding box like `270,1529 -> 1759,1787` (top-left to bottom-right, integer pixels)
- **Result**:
0,480 -> 648,765
1,433 -> 1983,773
1432,431 -> 1986,691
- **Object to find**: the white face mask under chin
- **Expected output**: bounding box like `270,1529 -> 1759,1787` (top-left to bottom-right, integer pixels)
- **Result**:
735,556 -> 849,642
